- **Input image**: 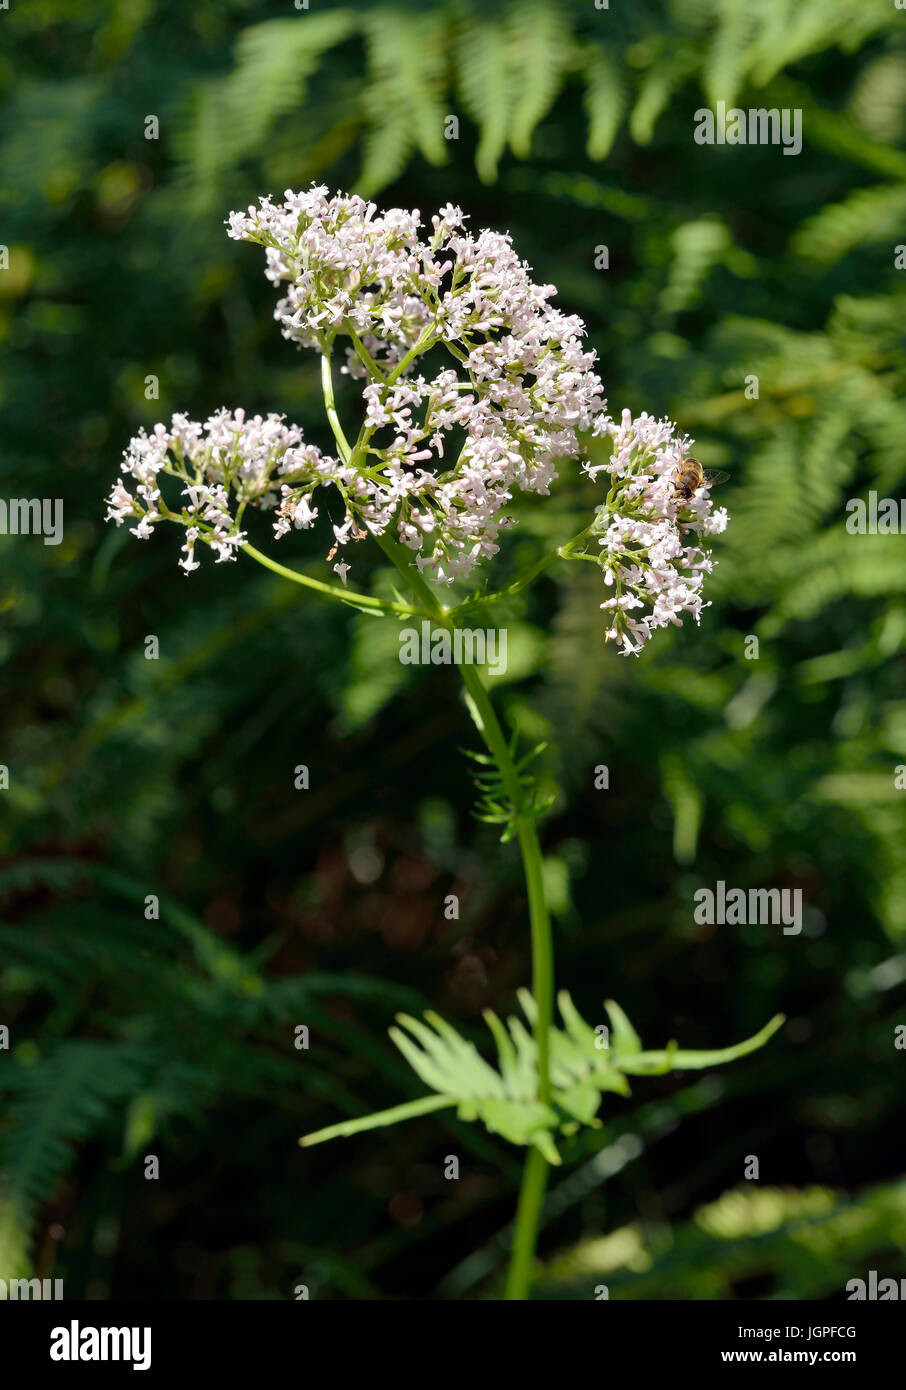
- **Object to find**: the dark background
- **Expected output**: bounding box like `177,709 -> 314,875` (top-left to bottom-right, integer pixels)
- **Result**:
1,0 -> 905,1299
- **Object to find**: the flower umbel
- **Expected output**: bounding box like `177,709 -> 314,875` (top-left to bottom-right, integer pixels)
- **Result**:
105,408 -> 340,572
578,409 -> 729,655
226,186 -> 605,582
104,186 -> 727,636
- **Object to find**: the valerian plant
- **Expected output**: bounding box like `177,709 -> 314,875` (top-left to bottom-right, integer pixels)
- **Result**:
105,185 -> 782,1300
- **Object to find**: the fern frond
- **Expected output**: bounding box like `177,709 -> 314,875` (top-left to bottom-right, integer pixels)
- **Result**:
179,13 -> 357,200
506,0 -> 575,159
630,51 -> 693,145
749,0 -> 891,88
583,45 -> 626,161
0,857 -> 87,899
0,1043 -> 147,1270
768,532 -> 906,629
703,0 -> 757,108
793,183 -> 906,265
168,0 -> 903,194
773,77 -> 906,182
660,217 -> 732,317
848,52 -> 906,145
358,8 -> 450,195
455,14 -> 514,183
176,81 -> 232,207
225,13 -> 358,159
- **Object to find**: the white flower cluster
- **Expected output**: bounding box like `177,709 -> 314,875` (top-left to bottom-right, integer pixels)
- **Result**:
226,185 -> 605,581
105,408 -> 340,574
106,187 -> 728,640
585,409 -> 729,655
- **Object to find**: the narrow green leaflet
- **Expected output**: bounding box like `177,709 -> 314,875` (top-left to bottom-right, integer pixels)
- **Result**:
300,995 -> 785,1163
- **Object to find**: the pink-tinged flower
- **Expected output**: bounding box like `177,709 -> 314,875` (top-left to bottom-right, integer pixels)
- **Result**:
105,409 -> 338,573
115,190 -> 720,613
226,186 -> 606,582
583,409 -> 729,654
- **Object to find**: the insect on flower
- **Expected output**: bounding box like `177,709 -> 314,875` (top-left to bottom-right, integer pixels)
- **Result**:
673,457 -> 730,501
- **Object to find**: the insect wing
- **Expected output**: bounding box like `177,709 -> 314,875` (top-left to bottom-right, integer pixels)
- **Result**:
701,469 -> 730,488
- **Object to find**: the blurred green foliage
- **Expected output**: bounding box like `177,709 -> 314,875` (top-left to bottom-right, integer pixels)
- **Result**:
1,0 -> 905,1299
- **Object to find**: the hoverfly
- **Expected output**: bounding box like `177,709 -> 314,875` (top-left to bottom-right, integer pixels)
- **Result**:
673,457 -> 730,501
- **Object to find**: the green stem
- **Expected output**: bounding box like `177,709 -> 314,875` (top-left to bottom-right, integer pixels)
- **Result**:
504,1146 -> 549,1300
452,550 -> 560,619
344,322 -> 386,381
451,528 -> 592,619
373,531 -> 451,623
300,1094 -> 455,1148
454,662 -> 552,1103
241,542 -> 421,618
321,349 -> 353,462
374,532 -> 554,1302
385,327 -> 437,385
459,660 -> 554,1298
243,530 -> 556,1300
287,352 -> 556,1300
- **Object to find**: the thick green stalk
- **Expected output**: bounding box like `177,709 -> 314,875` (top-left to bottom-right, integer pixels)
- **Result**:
245,532 -> 556,1300
503,1146 -> 549,1300
453,663 -> 553,1108
460,665 -> 554,1300
373,532 -> 554,1302
265,352 -> 556,1299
